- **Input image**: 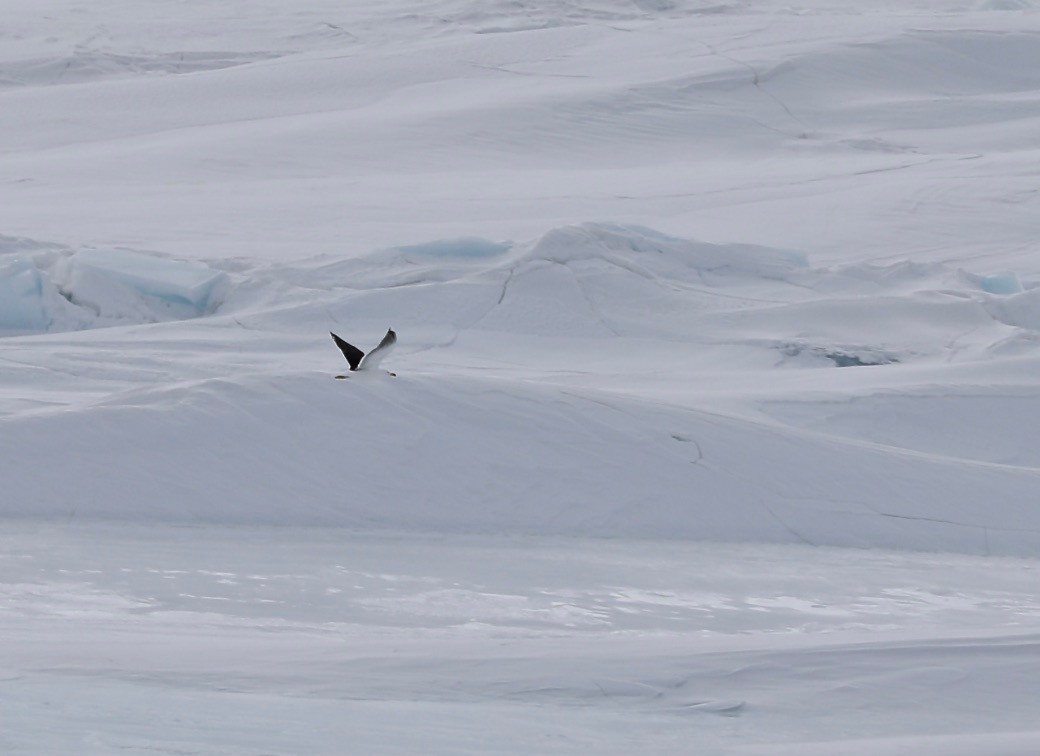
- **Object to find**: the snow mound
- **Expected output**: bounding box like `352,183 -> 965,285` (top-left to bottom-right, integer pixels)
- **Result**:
520,223 -> 808,280
9,224 -> 1036,365
766,30 -> 1040,102
0,246 -> 229,335
241,223 -> 1039,364
287,237 -> 513,290
5,224 -> 1040,554
468,223 -> 811,339
5,372 -> 1040,555
986,288 -> 1040,331
756,29 -> 1040,156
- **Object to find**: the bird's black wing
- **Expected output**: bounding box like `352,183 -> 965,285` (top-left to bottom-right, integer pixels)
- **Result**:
330,331 -> 365,371
359,328 -> 397,370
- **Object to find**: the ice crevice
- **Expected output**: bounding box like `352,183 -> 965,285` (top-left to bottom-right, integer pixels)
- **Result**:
697,39 -> 812,137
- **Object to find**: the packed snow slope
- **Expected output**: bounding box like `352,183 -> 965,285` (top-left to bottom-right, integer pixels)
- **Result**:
3,0 -> 1040,554
4,223 -> 1040,554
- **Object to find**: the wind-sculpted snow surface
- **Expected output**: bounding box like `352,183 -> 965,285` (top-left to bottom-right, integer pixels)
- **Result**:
4,367 -> 1040,554
6,525 -> 1040,754
3,223 -> 1040,554
5,1 -> 1040,751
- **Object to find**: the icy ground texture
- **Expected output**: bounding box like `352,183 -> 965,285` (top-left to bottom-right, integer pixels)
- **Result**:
4,0 -> 1040,752
3,223 -> 1040,555
0,239 -> 229,335
4,525 -> 1040,755
4,0 -> 1040,265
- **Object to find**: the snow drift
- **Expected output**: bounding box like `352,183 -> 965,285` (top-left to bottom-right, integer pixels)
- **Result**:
5,2 -> 1040,752
3,223 -> 1039,555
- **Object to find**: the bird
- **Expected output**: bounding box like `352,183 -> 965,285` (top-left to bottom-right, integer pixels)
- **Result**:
330,328 -> 397,378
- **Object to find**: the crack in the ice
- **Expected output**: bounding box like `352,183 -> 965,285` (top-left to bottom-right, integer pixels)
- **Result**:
671,434 -> 704,466
466,60 -> 592,79
497,266 -> 516,305
697,41 -> 810,135
875,511 -> 1040,535
562,262 -> 621,337
759,501 -> 816,547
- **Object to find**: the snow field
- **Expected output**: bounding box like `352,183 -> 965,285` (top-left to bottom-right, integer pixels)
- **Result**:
3,223 -> 1039,554
4,525 -> 1040,754
4,0 -> 1040,752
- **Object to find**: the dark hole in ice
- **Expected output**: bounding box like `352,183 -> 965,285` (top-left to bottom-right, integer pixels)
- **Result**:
825,352 -> 896,368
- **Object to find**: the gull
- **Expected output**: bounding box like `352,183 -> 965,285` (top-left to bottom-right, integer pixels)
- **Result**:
330,328 -> 397,378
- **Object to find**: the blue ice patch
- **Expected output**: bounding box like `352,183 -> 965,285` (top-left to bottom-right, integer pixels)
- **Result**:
979,271 -> 1023,295
67,249 -> 230,316
0,257 -> 48,333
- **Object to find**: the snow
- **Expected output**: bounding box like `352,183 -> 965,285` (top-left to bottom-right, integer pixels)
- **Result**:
5,524 -> 1040,755
3,0 -> 1040,752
